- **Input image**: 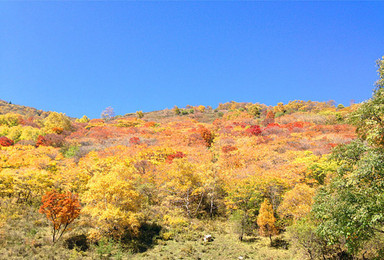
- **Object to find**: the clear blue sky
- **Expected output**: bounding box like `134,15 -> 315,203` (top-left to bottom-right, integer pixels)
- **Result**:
1,1 -> 383,118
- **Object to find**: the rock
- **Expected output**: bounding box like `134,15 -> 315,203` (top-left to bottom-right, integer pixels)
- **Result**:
203,234 -> 213,242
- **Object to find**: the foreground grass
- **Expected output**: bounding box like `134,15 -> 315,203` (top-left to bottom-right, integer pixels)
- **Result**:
133,233 -> 295,260
0,203 -> 303,259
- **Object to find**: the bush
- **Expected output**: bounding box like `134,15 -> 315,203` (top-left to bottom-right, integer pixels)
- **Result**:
60,144 -> 81,158
136,111 -> 144,119
36,134 -> 65,147
0,114 -> 20,127
43,112 -> 73,133
245,125 -> 262,136
129,137 -> 141,145
0,136 -> 14,146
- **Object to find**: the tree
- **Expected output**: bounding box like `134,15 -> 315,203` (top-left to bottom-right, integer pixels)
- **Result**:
159,158 -> 204,218
198,126 -> 214,148
225,178 -> 263,241
136,111 -> 144,119
39,190 -> 81,243
246,104 -> 261,117
81,157 -> 142,240
0,113 -> 20,127
311,56 -> 384,255
245,125 -> 262,136
375,55 -> 384,89
173,105 -> 181,115
76,115 -> 90,123
101,106 -> 115,120
36,133 -> 65,147
278,184 -> 315,224
257,198 -> 278,245
43,112 -> 73,134
349,56 -> 384,147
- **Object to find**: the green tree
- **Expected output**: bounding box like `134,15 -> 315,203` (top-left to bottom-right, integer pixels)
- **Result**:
349,56 -> 384,147
312,56 -> 384,255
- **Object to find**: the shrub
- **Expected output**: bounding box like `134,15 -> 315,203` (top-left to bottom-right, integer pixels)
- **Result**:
60,144 -> 81,158
0,113 -> 20,127
36,134 -> 65,147
0,136 -> 14,146
221,145 -> 237,153
129,137 -> 141,145
198,127 -> 215,147
245,125 -> 262,136
136,111 -> 144,119
166,151 -> 186,163
44,112 -> 73,133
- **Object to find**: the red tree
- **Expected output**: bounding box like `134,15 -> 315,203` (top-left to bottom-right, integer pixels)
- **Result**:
0,136 -> 14,147
39,191 -> 81,243
246,125 -> 262,136
166,151 -> 186,163
129,137 -> 141,145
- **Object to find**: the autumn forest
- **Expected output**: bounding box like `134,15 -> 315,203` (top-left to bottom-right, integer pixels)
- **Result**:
1,57 -> 384,259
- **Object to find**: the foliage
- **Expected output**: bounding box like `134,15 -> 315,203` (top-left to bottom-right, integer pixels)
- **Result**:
0,113 -> 20,127
60,144 -> 80,158
39,190 -> 81,243
198,126 -> 215,147
257,198 -> 278,244
0,136 -> 14,146
81,158 -> 142,240
101,106 -> 115,121
173,106 -> 181,115
0,66 -> 371,258
246,104 -> 261,117
287,219 -> 331,260
43,112 -> 73,134
375,55 -> 384,89
278,184 -> 315,224
36,133 -> 65,147
129,137 -> 141,145
76,115 -> 90,123
245,125 -> 262,136
136,111 -> 144,119
310,56 -> 384,255
225,177 -> 263,241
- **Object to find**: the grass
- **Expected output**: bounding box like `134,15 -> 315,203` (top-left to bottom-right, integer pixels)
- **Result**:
131,221 -> 297,260
0,202 -> 302,259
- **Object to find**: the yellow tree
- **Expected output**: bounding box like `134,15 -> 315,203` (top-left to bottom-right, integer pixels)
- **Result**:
277,183 -> 315,224
81,157 -> 142,240
159,158 -> 204,218
225,177 -> 263,241
44,112 -> 73,134
257,198 -> 278,245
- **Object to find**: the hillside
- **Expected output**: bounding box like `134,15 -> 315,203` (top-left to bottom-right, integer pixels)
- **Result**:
0,97 -> 368,259
0,99 -> 51,118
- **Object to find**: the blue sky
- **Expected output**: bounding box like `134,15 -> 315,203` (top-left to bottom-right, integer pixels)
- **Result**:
1,2 -> 383,118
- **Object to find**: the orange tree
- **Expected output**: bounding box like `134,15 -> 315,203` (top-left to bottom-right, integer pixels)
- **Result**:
39,190 -> 81,243
257,198 -> 278,245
